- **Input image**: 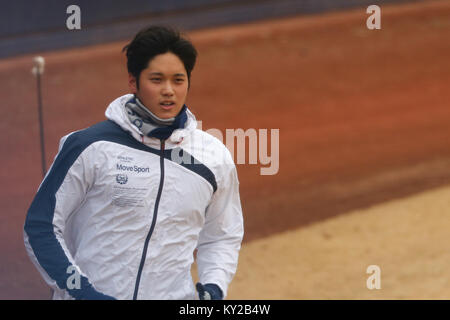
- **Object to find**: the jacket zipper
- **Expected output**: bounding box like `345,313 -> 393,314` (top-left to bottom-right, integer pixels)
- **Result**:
132,139 -> 166,300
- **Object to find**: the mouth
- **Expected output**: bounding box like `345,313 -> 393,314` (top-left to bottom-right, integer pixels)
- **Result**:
159,101 -> 176,110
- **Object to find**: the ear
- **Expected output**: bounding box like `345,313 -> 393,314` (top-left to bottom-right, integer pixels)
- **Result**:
128,73 -> 137,93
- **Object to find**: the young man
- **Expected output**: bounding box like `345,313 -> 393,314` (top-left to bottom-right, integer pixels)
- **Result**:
24,26 -> 244,300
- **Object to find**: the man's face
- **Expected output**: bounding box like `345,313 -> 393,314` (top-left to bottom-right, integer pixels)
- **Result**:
129,52 -> 189,119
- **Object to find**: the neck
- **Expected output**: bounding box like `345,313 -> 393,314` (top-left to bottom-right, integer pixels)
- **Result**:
134,96 -> 175,126
125,95 -> 188,140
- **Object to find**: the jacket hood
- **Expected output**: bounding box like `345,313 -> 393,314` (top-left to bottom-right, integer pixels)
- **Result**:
105,94 -> 198,147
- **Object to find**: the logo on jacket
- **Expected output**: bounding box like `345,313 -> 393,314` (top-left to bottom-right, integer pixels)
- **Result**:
116,173 -> 128,185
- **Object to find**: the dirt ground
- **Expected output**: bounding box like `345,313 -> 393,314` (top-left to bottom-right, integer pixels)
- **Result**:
0,0 -> 449,299
226,185 -> 450,299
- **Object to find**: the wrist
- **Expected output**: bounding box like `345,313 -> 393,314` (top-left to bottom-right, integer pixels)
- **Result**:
196,282 -> 223,300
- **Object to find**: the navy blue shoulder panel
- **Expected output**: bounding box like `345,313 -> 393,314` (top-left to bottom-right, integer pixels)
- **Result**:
78,120 -> 160,156
164,147 -> 218,193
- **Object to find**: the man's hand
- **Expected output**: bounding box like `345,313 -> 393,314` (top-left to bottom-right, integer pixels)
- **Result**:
196,282 -> 223,300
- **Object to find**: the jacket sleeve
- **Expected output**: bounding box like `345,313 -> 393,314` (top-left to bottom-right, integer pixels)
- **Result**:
196,161 -> 244,298
23,133 -> 113,299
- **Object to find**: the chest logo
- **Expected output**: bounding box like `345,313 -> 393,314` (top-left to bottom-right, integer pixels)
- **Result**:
116,173 -> 128,185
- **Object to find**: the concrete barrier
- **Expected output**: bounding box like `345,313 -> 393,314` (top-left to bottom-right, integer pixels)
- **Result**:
0,0 -> 422,58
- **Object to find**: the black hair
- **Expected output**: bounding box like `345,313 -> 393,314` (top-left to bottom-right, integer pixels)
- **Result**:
123,25 -> 197,89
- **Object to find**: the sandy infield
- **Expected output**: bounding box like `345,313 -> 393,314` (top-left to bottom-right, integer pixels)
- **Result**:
225,185 -> 450,299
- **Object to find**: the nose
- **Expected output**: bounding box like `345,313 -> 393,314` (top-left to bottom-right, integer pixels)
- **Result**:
161,81 -> 174,96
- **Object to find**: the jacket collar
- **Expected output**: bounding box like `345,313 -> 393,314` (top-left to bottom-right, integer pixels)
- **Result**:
105,94 -> 197,148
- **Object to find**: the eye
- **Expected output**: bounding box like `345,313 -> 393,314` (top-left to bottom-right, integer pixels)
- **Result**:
175,78 -> 185,83
150,78 -> 161,82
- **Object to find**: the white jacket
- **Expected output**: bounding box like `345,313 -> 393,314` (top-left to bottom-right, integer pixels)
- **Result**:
23,94 -> 244,300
